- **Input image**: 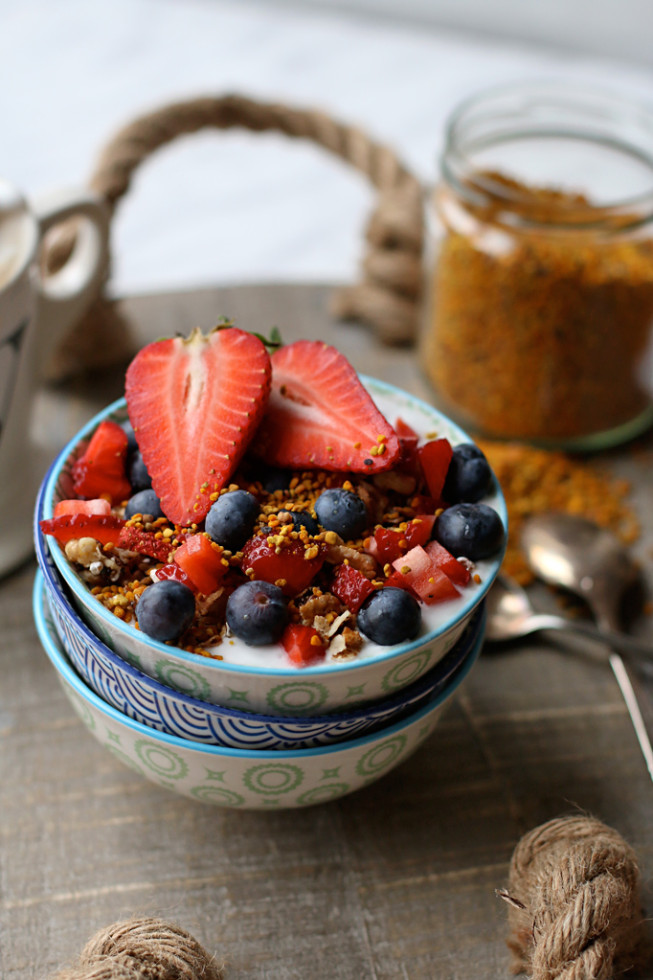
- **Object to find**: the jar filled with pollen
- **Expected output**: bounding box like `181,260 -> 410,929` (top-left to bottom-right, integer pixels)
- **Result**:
421,83 -> 653,449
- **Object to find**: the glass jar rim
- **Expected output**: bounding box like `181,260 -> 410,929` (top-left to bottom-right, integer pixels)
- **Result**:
441,80 -> 653,227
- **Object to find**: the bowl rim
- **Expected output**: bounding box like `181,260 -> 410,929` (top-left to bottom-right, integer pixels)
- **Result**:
34,569 -> 483,760
36,513 -> 485,724
40,375 -> 507,679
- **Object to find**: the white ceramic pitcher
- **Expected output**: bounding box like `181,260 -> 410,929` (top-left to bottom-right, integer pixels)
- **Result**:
0,178 -> 109,577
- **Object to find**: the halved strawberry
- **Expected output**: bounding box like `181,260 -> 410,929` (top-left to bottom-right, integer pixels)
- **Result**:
252,340 -> 400,473
40,513 -> 125,546
125,326 -> 271,526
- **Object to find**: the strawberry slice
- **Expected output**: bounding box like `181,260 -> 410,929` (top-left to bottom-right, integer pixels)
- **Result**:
252,340 -> 400,473
125,326 -> 271,526
418,439 -> 453,501
71,420 -> 131,504
40,513 -> 125,546
54,498 -> 112,518
118,524 -> 176,563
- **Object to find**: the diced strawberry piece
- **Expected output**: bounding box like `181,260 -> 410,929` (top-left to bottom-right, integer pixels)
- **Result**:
118,524 -> 175,563
331,563 -> 376,613
383,569 -> 420,599
252,340 -> 401,474
40,513 -> 125,546
174,534 -> 227,595
425,540 -> 471,587
391,545 -> 460,604
71,420 -> 131,503
393,417 -> 420,474
240,535 -> 324,596
282,624 -> 327,667
152,563 -> 195,590
372,516 -> 436,565
418,439 -> 453,501
54,498 -> 112,518
125,326 -> 271,526
411,495 -> 438,515
363,534 -> 380,560
394,417 -> 419,450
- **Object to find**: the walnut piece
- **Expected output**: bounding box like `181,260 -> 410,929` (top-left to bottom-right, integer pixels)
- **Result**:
298,591 -> 344,625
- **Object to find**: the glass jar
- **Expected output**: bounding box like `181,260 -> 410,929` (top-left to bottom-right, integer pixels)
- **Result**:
421,82 -> 653,449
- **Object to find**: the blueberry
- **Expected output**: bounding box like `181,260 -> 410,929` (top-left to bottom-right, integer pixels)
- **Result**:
443,444 -> 493,503
136,580 -> 195,643
125,489 -> 164,520
128,450 -> 152,492
357,588 -> 421,646
121,420 -> 139,455
261,466 -> 291,493
279,509 -> 319,536
226,580 -> 289,645
205,490 -> 259,551
434,503 -> 504,561
314,489 -> 368,540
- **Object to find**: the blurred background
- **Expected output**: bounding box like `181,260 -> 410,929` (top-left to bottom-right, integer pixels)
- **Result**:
3,0 -> 653,298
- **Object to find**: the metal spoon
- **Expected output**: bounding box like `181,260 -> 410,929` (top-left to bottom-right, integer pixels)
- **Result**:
521,512 -> 653,782
486,574 -> 653,658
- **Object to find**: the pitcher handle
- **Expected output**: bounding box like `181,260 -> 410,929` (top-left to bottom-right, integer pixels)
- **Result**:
32,187 -> 110,373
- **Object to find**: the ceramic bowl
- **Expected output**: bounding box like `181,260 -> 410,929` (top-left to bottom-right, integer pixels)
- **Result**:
36,534 -> 485,747
33,571 -> 483,808
39,378 -> 506,715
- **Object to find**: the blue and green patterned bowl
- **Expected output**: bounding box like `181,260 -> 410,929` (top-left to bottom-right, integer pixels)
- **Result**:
36,516 -> 485,747
33,571 -> 483,808
39,379 -> 506,715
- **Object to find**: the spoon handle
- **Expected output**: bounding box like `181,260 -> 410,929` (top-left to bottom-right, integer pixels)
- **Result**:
609,653 -> 653,784
534,614 -> 653,659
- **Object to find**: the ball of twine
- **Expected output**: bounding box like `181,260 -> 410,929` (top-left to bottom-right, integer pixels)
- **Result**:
500,815 -> 647,980
51,916 -> 223,980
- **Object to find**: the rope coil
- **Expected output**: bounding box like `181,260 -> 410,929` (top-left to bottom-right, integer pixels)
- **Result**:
502,815 -> 646,980
46,94 -> 425,379
51,917 -> 223,980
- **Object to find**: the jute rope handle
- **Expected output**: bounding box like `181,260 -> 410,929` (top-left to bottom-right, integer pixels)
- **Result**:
46,816 -> 648,980
46,94 -> 425,378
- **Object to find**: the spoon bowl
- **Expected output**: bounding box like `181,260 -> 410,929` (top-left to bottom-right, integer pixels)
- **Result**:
521,513 -> 640,632
485,572 -> 651,657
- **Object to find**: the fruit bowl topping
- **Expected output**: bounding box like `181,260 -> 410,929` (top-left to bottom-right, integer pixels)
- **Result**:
41,326 -> 505,666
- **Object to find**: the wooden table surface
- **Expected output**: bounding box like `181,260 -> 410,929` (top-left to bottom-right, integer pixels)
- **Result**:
2,283 -> 653,980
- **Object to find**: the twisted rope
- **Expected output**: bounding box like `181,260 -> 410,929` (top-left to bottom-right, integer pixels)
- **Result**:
502,815 -> 646,979
46,94 -> 424,378
51,916 -> 223,980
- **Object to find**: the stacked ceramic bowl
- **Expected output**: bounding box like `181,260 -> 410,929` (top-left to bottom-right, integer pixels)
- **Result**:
33,380 -> 506,809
